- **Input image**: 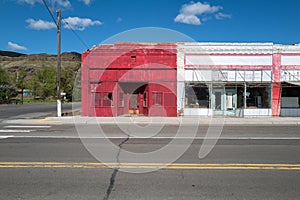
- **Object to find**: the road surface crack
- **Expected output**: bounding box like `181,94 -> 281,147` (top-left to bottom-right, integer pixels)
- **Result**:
103,135 -> 129,200
103,168 -> 118,200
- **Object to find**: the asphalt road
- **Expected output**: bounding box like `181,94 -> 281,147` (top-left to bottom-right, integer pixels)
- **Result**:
0,123 -> 300,200
0,103 -> 79,121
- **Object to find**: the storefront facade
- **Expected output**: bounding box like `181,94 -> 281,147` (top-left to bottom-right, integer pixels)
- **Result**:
280,46 -> 300,116
82,42 -> 300,117
81,43 -> 177,117
177,43 -> 274,117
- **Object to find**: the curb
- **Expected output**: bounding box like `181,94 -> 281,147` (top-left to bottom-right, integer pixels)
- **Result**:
7,116 -> 300,125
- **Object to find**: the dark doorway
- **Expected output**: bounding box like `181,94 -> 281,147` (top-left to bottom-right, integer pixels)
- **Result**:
119,82 -> 147,115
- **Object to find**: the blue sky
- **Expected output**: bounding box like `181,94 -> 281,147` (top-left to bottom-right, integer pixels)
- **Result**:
1,0 -> 300,54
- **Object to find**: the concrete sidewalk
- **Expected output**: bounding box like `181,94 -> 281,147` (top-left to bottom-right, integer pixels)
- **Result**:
5,116 -> 300,125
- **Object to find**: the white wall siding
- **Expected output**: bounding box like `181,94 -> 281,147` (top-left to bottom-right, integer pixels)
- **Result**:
183,43 -> 274,54
184,108 -> 212,116
236,109 -> 272,117
281,56 -> 300,66
185,70 -> 212,81
185,70 -> 272,82
186,55 -> 273,66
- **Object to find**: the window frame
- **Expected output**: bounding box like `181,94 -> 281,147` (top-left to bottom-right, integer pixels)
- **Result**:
152,92 -> 163,106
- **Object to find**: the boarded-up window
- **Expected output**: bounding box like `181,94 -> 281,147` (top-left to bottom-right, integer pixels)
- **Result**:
103,92 -> 113,107
153,92 -> 162,106
119,92 -> 124,107
94,93 -> 101,107
93,92 -> 113,107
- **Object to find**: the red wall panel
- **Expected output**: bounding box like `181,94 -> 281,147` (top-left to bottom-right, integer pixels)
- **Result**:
81,43 -> 177,117
272,54 -> 281,117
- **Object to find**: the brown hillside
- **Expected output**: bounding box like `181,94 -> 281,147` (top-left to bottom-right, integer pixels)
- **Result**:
0,51 -> 81,78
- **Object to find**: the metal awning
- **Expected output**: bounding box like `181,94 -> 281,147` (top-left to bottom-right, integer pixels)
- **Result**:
284,81 -> 300,86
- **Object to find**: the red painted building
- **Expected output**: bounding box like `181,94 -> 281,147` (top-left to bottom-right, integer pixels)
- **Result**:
81,43 -> 177,116
82,42 -> 300,117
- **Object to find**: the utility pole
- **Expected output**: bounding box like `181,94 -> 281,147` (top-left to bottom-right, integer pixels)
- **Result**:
57,9 -> 62,117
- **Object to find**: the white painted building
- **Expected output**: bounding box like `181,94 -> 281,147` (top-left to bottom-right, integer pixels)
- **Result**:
176,43 -> 300,117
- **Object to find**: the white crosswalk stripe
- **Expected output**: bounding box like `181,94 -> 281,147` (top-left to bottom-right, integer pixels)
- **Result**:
0,129 -> 34,133
4,125 -> 51,128
0,136 -> 14,139
0,125 -> 52,135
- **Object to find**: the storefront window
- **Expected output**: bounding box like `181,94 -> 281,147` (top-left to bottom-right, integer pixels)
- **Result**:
246,85 -> 270,108
281,83 -> 300,108
185,83 -> 209,108
237,85 -> 244,108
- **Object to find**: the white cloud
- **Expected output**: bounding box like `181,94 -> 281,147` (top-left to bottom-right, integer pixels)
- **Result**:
26,17 -> 102,31
63,17 -> 102,31
174,14 -> 201,25
26,18 -> 56,30
8,42 -> 28,51
55,0 -> 71,8
174,1 -> 229,25
80,0 -> 91,5
18,0 -> 71,8
180,1 -> 221,15
215,12 -> 232,20
18,0 -> 41,5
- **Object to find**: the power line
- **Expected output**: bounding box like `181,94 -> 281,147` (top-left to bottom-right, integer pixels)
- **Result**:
62,18 -> 90,49
41,0 -> 90,50
41,0 -> 57,26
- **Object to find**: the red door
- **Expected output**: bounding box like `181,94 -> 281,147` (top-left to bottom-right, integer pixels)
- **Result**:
138,93 -> 144,115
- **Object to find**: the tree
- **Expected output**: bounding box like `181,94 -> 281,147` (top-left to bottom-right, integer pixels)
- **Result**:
0,67 -> 17,103
0,67 -> 10,85
61,63 -> 81,101
12,68 -> 27,104
0,85 -> 18,102
72,69 -> 81,102
28,66 -> 56,100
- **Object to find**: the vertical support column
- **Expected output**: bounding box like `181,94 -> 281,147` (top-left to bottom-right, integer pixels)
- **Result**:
222,85 -> 225,115
115,84 -> 119,116
176,43 -> 185,115
209,83 -> 213,116
81,51 -> 89,116
244,82 -> 247,109
272,54 -> 281,117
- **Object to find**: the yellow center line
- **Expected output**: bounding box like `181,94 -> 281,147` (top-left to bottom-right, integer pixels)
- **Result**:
33,119 -> 47,123
0,162 -> 300,170
33,118 -> 62,124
